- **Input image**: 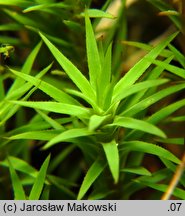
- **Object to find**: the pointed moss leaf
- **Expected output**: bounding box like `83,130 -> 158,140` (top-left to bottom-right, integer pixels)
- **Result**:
9,101 -> 91,118
88,190 -> 114,200
171,116 -> 185,122
8,158 -> 26,200
114,32 -> 178,96
7,41 -> 42,97
64,88 -> 100,111
103,82 -> 114,111
136,181 -> 185,200
0,156 -> 50,185
124,99 -> 185,140
10,69 -> 79,105
113,79 -> 169,103
160,159 -> 177,172
0,35 -> 20,44
102,43 -> 112,86
39,32 -> 71,47
147,58 -> 185,78
9,130 -> 58,141
122,40 -> 172,58
63,20 -> 83,33
22,41 -> 43,74
155,138 -> 184,145
43,128 -> 93,149
120,167 -> 151,176
0,77 -> 4,100
4,119 -> 67,138
85,11 -> 101,90
148,99 -> 185,125
77,158 -> 106,200
122,83 -> 185,117
120,57 -> 174,110
0,0 -> 34,7
124,169 -> 170,199
159,10 -> 180,16
88,114 -> 110,131
23,2 -> 69,13
39,32 -> 96,101
160,159 -> 185,187
29,155 -> 50,200
0,23 -> 21,31
168,44 -> 185,68
121,141 -> 180,164
82,9 -> 115,18
136,169 -> 171,184
112,116 -> 166,138
1,84 -> 39,125
47,175 -> 77,188
1,156 -> 37,177
4,9 -> 46,30
24,4 -> 46,13
7,63 -> 52,100
102,140 -> 119,183
99,43 -> 112,107
36,109 -> 64,130
25,25 -> 71,47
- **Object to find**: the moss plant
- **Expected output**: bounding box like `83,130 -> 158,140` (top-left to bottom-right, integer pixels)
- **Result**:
0,0 -> 184,200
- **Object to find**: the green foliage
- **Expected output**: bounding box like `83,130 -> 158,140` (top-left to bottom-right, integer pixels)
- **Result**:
5,155 -> 50,200
77,158 -> 106,200
0,0 -> 184,200
8,157 -> 27,200
29,155 -> 50,200
102,140 -> 119,183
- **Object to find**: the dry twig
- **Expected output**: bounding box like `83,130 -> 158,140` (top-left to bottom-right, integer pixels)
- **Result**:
161,151 -> 185,200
